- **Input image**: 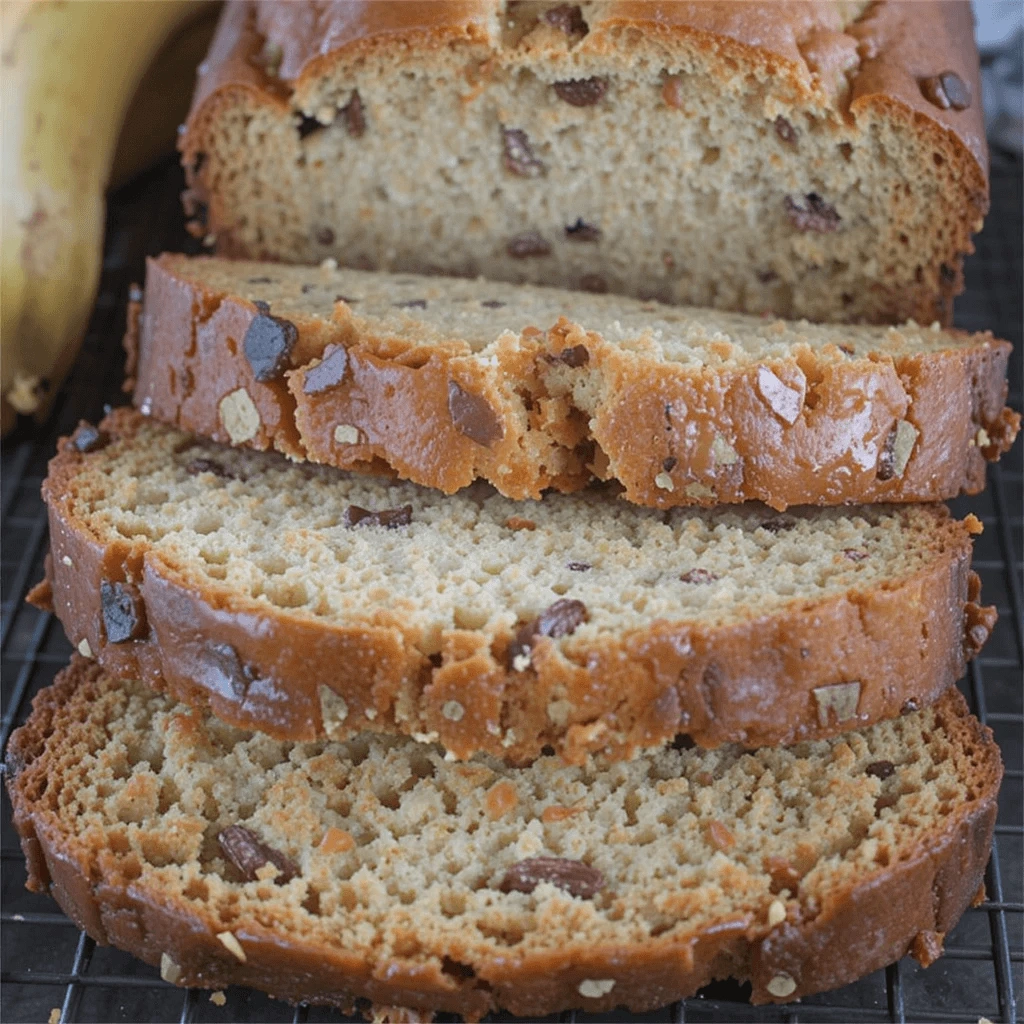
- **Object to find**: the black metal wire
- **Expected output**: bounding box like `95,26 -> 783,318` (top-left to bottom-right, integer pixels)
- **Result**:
1,154 -> 1021,1024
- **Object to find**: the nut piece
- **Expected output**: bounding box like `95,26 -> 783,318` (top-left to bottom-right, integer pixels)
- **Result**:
500,856 -> 605,898
343,504 -> 413,529
243,307 -> 297,381
68,422 -> 109,453
866,760 -> 896,780
505,516 -> 536,531
77,638 -> 93,658
344,90 -> 366,136
216,931 -> 247,962
209,992 -> 227,1007
503,128 -> 544,177
553,77 -> 608,106
578,979 -> 616,998
218,824 -> 298,884
333,424 -> 362,445
812,681 -> 861,727
774,116 -> 797,144
711,434 -> 739,466
100,580 -> 146,644
303,345 -> 349,395
767,899 -> 787,926
877,420 -> 919,480
920,71 -> 971,111
784,193 -> 840,233
767,973 -> 797,999
654,471 -> 674,491
160,952 -> 182,984
448,381 -> 504,447
442,700 -> 465,722
507,598 -> 588,670
485,780 -> 518,819
319,826 -> 356,854
662,74 -> 684,108
705,820 -> 736,852
756,366 -> 804,425
544,4 -> 587,35
319,685 -> 349,738
218,388 -> 261,444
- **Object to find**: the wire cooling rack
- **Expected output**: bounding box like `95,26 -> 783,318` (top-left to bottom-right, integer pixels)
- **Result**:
1,154 -> 1021,1024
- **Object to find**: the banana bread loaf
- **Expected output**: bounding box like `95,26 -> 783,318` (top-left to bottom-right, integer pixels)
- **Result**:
5,662 -> 1001,1018
180,1 -> 988,325
32,409 -> 996,764
127,253 -> 1019,508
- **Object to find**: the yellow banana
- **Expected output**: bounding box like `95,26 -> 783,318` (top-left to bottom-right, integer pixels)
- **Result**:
1,0 -> 212,434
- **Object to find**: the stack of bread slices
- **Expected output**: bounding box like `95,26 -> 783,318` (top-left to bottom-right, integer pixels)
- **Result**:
7,3 -> 1020,1021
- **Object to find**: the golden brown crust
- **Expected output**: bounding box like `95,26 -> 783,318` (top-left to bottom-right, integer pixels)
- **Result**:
134,254 -> 1019,509
5,667 -> 1002,1015
180,1 -> 989,325
39,408 -> 997,764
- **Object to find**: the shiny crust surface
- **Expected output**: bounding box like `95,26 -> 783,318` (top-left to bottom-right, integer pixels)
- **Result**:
34,408 -> 998,764
5,665 -> 1002,1016
130,254 -> 1019,509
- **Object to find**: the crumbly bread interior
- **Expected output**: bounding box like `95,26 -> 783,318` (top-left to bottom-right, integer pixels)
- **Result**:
10,666 -> 998,1006
166,254 -> 983,367
186,0 -> 980,323
68,414 -> 962,651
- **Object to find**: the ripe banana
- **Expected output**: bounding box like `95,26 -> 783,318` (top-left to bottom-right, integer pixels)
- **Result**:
1,0 -> 213,435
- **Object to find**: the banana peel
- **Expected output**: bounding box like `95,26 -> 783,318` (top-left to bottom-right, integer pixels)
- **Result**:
1,0 -> 215,435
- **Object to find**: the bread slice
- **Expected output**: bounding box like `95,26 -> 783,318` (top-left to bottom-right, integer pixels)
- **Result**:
181,1 -> 987,327
34,409 -> 996,764
128,253 -> 1019,508
6,661 -> 1001,1018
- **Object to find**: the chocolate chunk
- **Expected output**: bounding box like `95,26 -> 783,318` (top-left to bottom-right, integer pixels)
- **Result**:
774,116 -> 797,144
296,114 -> 323,140
244,309 -> 298,382
303,346 -> 349,394
760,517 -> 794,534
343,504 -> 413,529
480,299 -> 506,309
866,760 -> 896,780
448,381 -> 504,447
201,642 -> 255,699
565,218 -> 601,242
920,71 -> 971,111
394,299 -> 427,309
579,274 -> 608,294
553,77 -> 608,107
503,128 -> 545,177
68,422 -> 109,454
877,425 -> 898,481
784,193 -> 840,233
508,598 -> 588,669
316,226 -> 335,245
557,345 -> 589,367
218,824 -> 298,884
100,580 -> 146,643
544,4 -> 587,35
507,231 -> 551,258
344,90 -> 366,137
186,458 -> 233,479
500,856 -> 604,898
567,561 -> 591,572
662,456 -> 677,473
843,548 -> 869,562
680,568 -> 718,584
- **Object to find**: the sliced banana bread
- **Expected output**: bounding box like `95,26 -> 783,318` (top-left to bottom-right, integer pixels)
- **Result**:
181,1 -> 987,326
128,253 -> 1019,508
33,409 -> 996,763
6,662 -> 1001,1018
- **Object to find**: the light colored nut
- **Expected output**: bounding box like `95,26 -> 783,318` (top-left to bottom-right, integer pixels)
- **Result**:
654,471 -> 674,491
711,434 -> 739,466
442,700 -> 465,722
61,555 -> 73,567
216,931 -> 247,962
333,424 -> 361,445
812,681 -> 861,726
766,973 -> 797,998
318,685 -> 349,739
756,365 -> 804,425
547,699 -> 573,727
77,638 -> 93,658
976,427 -> 990,447
512,652 -> 531,673
685,482 -> 715,500
160,952 -> 182,984
219,388 -> 260,445
891,419 -> 918,478
767,899 -> 787,926
209,992 -> 227,1007
578,979 -> 616,998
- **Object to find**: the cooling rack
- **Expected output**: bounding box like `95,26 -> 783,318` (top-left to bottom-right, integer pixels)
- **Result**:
2,154 -> 1021,1024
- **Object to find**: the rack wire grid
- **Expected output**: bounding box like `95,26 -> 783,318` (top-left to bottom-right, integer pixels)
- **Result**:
1,153 -> 1021,1024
